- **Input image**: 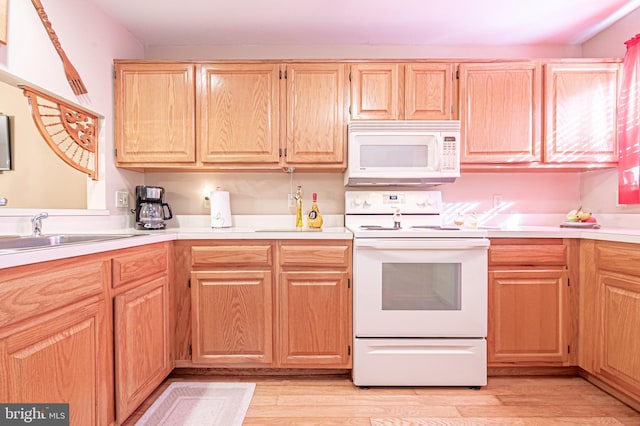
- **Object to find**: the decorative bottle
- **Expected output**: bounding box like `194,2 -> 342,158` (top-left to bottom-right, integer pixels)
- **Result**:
295,185 -> 304,228
467,212 -> 479,228
307,192 -> 323,229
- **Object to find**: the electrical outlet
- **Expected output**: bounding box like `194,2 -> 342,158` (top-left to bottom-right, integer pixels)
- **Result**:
204,197 -> 210,209
493,194 -> 504,209
115,191 -> 129,208
287,193 -> 295,208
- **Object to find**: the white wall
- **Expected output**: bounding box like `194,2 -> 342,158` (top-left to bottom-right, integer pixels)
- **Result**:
0,0 -> 144,214
583,7 -> 640,57
1,1 -> 637,226
580,7 -> 640,214
0,80 -> 86,208
145,44 -> 583,60
146,170 -> 581,225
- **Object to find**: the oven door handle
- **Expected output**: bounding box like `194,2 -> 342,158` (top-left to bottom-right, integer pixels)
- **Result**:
355,238 -> 489,250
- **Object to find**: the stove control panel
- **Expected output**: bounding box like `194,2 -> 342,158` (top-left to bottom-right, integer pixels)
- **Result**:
345,191 -> 442,215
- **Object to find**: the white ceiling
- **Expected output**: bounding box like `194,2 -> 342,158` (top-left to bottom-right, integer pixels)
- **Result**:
88,0 -> 640,47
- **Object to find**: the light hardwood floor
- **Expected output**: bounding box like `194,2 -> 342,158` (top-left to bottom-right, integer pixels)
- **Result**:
124,374 -> 640,425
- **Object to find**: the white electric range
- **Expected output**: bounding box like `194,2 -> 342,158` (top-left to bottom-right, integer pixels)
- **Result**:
345,190 -> 490,387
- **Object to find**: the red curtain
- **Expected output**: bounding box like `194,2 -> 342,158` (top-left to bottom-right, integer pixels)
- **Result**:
618,34 -> 640,204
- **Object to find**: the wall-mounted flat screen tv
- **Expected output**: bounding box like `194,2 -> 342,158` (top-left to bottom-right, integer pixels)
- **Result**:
0,114 -> 10,170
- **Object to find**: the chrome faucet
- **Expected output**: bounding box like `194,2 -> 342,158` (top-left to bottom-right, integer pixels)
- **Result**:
0,197 -> 6,206
32,212 -> 49,236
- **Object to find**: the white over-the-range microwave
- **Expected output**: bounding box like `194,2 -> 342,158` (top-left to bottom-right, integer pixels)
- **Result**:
344,120 -> 461,186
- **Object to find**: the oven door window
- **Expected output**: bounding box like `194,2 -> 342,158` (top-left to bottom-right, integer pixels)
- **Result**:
381,263 -> 461,311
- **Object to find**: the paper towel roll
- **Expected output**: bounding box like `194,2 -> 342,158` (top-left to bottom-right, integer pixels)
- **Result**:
210,189 -> 232,228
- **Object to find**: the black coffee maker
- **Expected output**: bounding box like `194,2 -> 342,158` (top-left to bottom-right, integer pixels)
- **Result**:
134,186 -> 173,229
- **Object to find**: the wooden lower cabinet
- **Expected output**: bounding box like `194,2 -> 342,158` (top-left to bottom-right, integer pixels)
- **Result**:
279,270 -> 351,367
111,243 -> 172,424
580,240 -> 640,402
489,269 -> 569,364
0,242 -> 174,426
0,300 -> 108,426
488,238 -> 574,367
0,256 -> 111,426
597,272 -> 640,396
191,270 -> 273,365
187,240 -> 352,369
114,276 -> 171,423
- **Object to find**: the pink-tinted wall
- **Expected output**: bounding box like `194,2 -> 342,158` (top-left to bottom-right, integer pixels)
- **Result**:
1,0 -> 637,220
0,0 -> 143,213
581,6 -> 640,213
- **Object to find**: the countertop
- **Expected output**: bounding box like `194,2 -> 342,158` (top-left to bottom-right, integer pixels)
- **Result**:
0,226 -> 352,269
2,222 -> 640,269
486,225 -> 640,243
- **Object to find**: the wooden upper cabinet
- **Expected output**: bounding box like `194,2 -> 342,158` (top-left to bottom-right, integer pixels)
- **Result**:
112,59 -> 623,170
198,64 -> 280,165
459,62 -> 542,164
350,63 -> 400,119
115,62 -> 196,164
284,63 -> 347,167
197,62 -> 347,169
350,63 -> 453,120
405,63 -> 454,120
544,62 -> 621,164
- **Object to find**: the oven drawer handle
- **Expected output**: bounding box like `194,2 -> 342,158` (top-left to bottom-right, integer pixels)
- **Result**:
355,239 -> 489,250
369,345 -> 479,355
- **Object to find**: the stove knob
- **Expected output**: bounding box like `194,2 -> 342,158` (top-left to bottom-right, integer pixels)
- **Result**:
352,197 -> 362,206
362,197 -> 372,207
416,197 -> 427,207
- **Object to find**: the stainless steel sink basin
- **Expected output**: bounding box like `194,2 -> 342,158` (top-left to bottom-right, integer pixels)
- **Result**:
0,234 -> 141,252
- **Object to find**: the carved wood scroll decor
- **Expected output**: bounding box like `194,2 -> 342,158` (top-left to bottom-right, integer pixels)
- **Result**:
0,0 -> 7,45
21,85 -> 99,180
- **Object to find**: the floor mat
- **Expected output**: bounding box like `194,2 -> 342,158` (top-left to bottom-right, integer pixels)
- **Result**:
135,382 -> 255,426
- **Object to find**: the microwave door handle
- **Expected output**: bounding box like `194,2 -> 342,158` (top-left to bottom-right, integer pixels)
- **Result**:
434,133 -> 442,170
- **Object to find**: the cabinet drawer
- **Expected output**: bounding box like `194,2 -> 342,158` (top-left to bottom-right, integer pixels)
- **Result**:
0,258 -> 108,328
489,244 -> 566,266
596,242 -> 640,278
280,244 -> 350,268
192,244 -> 273,267
112,243 -> 169,288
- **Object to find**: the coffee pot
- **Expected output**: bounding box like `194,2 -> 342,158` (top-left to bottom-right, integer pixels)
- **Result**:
134,186 -> 173,230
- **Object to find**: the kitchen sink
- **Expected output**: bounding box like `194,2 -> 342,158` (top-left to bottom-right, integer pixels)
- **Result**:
254,228 -> 323,232
0,234 -> 142,252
